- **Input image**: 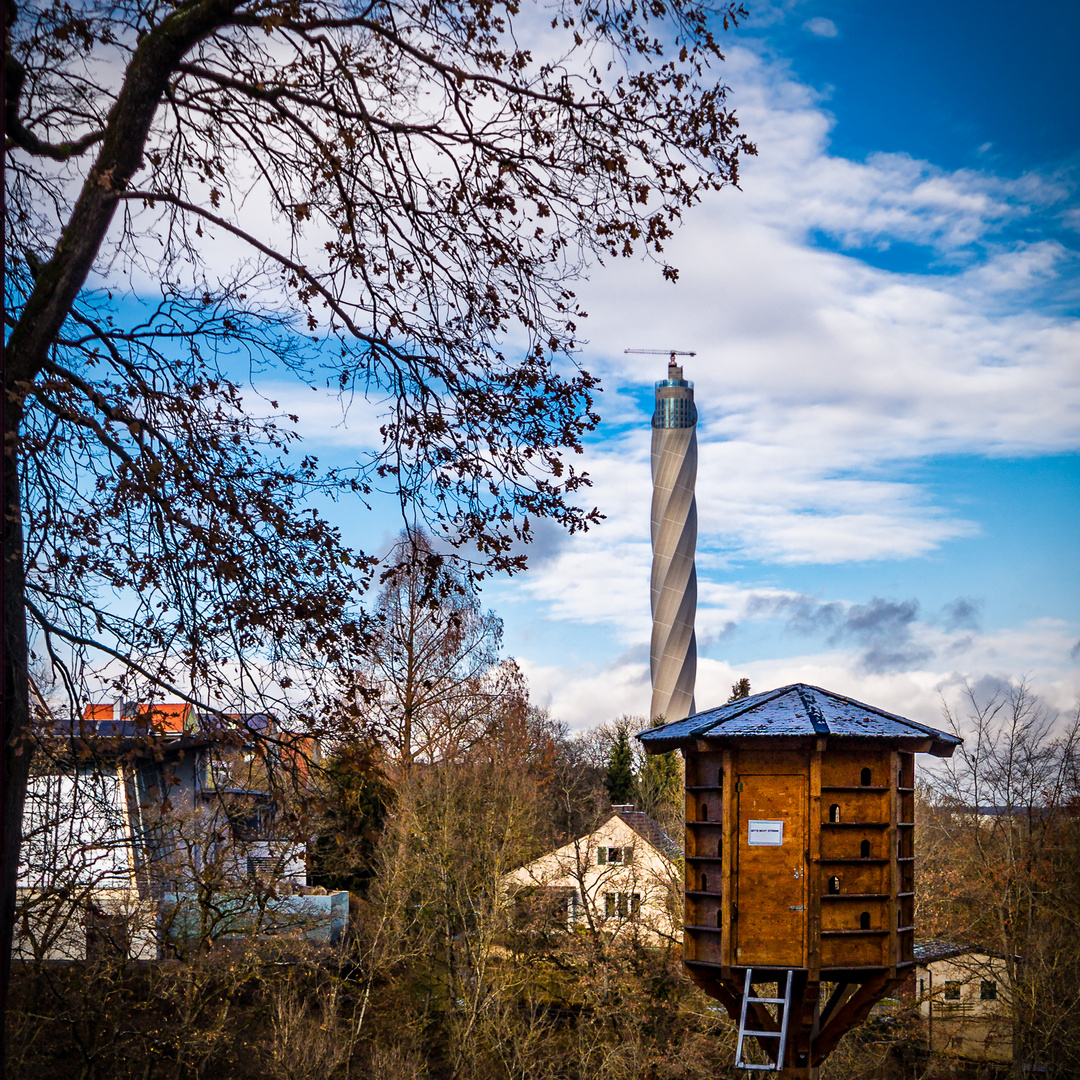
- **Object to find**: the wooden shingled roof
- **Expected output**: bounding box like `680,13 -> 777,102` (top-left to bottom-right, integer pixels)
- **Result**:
638,682 -> 961,757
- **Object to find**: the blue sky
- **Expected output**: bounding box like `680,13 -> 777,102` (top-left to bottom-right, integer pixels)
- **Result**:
92,1 -> 1077,732
470,0 -> 1080,729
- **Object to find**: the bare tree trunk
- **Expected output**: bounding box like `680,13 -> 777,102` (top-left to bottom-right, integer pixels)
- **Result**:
2,0 -> 241,1022
1,400 -> 32,1034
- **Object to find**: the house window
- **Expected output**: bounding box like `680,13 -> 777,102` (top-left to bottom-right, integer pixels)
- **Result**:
598,846 -> 632,865
860,839 -> 871,858
859,911 -> 871,930
569,892 -> 581,922
604,892 -> 641,919
861,768 -> 873,786
247,854 -> 280,876
980,980 -> 997,1001
944,981 -> 962,1000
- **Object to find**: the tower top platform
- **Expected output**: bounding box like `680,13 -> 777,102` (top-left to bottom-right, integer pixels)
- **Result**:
640,682 -> 960,758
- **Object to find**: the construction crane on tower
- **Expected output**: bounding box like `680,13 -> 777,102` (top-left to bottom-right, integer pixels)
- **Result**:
625,347 -> 699,722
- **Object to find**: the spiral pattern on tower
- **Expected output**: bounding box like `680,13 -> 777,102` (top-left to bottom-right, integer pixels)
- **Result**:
650,363 -> 698,722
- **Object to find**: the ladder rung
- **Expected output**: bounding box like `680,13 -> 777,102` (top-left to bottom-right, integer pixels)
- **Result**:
743,1030 -> 781,1038
747,996 -> 786,1004
739,1066 -> 778,1072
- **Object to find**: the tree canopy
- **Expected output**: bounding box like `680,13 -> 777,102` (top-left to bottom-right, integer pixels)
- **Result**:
358,528 -> 524,770
2,0 -> 753,1005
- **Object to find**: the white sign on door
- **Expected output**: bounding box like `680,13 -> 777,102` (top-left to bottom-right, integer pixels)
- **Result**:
747,819 -> 784,846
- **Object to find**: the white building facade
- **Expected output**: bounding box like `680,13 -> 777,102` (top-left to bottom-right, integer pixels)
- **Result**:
505,809 -> 680,945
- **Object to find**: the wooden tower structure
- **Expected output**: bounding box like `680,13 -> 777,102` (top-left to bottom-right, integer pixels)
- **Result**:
638,683 -> 961,1077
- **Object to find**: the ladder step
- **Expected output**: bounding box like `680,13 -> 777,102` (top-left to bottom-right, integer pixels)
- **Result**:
747,997 -> 787,1004
743,1030 -> 782,1038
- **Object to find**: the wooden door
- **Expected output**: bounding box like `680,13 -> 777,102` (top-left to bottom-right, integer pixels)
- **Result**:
736,773 -> 807,966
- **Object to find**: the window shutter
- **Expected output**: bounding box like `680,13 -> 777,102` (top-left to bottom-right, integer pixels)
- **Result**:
625,846 -> 634,864
597,847 -> 607,865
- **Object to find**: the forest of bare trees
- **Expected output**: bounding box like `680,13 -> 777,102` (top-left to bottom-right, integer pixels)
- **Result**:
9,535 -> 1079,1078
916,681 -> 1080,1076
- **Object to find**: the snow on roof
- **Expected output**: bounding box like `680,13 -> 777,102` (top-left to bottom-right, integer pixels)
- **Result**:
639,683 -> 961,758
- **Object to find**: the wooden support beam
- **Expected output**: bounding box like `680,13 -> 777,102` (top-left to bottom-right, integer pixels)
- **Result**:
783,973 -> 819,1072
721,749 -> 733,966
818,981 -> 854,1031
812,974 -> 906,1065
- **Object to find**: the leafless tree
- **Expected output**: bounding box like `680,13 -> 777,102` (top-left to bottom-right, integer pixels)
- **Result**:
3,0 -> 755,1007
357,529 -> 524,770
926,680 -> 1080,1075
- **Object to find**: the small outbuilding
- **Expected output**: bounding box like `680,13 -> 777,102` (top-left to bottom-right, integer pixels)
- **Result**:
639,682 -> 961,1077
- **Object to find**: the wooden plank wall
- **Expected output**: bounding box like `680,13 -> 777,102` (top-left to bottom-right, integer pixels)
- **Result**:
682,743 -> 916,975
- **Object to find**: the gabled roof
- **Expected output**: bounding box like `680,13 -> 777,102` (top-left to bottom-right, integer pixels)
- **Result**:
914,939 -> 1012,964
82,702 -> 195,735
915,939 -> 968,963
638,683 -> 961,758
614,809 -> 681,861
75,703 -> 275,741
507,808 -> 679,884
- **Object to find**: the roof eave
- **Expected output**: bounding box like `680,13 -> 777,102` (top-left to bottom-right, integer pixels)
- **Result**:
641,731 -> 961,757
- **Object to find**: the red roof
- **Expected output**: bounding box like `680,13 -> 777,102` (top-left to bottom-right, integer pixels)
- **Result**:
83,702 -> 194,733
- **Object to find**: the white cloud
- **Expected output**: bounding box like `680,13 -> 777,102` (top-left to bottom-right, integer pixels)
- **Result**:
802,17 -> 839,38
500,45 -> 1079,732
523,616 -> 1080,733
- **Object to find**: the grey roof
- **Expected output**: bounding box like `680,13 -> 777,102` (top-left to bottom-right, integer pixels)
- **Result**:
914,939 -> 969,963
914,939 -> 1012,964
615,809 -> 681,861
638,683 -> 961,757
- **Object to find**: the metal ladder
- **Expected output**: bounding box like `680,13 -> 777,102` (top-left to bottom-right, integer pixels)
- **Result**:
735,968 -> 794,1071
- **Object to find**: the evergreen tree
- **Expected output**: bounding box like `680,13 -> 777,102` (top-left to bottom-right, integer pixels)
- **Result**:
728,678 -> 752,702
637,717 -> 683,824
310,742 -> 392,896
605,728 -> 636,805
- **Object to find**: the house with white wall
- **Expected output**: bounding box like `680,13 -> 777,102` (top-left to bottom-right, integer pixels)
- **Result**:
914,940 -> 1014,1064
505,806 -> 680,945
15,701 -> 346,961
